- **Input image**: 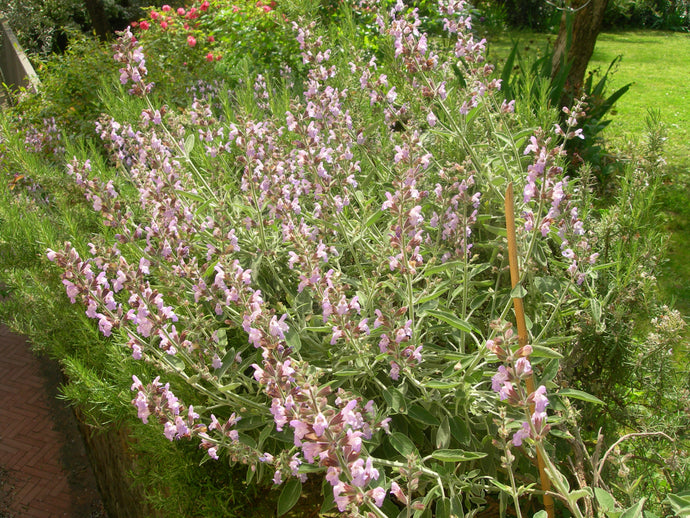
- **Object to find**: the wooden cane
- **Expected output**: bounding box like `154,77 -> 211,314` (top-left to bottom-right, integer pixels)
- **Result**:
505,183 -> 555,518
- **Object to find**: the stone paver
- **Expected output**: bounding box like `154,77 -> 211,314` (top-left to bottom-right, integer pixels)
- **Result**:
0,324 -> 105,517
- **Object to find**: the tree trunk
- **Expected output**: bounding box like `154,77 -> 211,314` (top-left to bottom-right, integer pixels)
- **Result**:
551,0 -> 609,107
84,0 -> 112,41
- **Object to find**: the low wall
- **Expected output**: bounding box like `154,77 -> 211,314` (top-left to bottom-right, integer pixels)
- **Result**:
76,415 -> 163,518
0,17 -> 39,94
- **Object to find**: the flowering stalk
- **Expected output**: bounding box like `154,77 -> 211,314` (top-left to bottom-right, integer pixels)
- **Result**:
505,182 -> 555,518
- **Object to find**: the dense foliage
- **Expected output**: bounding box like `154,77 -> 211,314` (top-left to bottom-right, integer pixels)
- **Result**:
0,0 -> 186,56
482,0 -> 688,31
0,1 -> 688,516
603,0 -> 689,30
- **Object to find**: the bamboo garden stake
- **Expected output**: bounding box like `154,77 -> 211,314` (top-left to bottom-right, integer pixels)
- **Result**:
505,183 -> 555,518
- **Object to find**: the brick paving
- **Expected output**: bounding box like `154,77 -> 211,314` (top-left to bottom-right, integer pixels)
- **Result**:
0,324 -> 105,518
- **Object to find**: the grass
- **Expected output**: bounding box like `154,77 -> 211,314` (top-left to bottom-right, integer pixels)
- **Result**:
589,31 -> 690,168
590,31 -> 690,316
487,29 -> 690,316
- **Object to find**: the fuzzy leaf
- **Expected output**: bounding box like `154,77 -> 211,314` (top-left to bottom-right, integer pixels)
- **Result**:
425,309 -> 476,333
423,380 -> 463,389
408,404 -> 440,427
436,497 -> 451,518
568,488 -> 592,503
510,284 -> 528,299
383,387 -> 407,413
595,488 -> 617,513
164,354 -> 186,372
590,297 -> 603,324
431,449 -> 487,462
664,492 -> 690,516
530,345 -> 564,359
436,416 -> 451,449
558,388 -> 604,405
416,286 -> 450,304
389,432 -> 417,456
619,498 -> 645,518
277,478 -> 302,516
285,326 -> 301,352
184,133 -> 195,155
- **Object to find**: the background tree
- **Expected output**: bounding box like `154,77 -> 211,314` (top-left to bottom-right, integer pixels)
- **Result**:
83,0 -> 111,41
551,0 -> 610,106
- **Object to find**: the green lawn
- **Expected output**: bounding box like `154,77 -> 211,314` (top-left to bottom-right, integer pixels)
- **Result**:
589,31 -> 690,168
486,30 -> 689,167
488,29 -> 690,315
591,31 -> 690,315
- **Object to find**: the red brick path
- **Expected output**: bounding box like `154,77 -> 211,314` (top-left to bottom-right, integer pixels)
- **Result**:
0,324 -> 105,517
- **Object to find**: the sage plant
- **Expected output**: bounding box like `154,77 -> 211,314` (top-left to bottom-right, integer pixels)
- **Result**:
47,1 -> 607,515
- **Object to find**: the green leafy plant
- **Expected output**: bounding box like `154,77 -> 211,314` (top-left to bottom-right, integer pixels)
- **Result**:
0,2 -> 686,517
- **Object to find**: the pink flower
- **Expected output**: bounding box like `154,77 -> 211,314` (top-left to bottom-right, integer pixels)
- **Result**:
390,482 -> 407,505
206,52 -> 214,62
532,385 -> 549,413
162,4 -> 171,12
207,35 -> 215,42
370,486 -> 386,507
201,0 -> 210,10
515,357 -> 532,378
313,412 -> 328,436
139,20 -> 150,30
187,35 -> 197,47
389,361 -> 400,380
150,11 -> 159,20
512,421 -> 531,447
177,7 -> 186,15
160,20 -> 168,29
